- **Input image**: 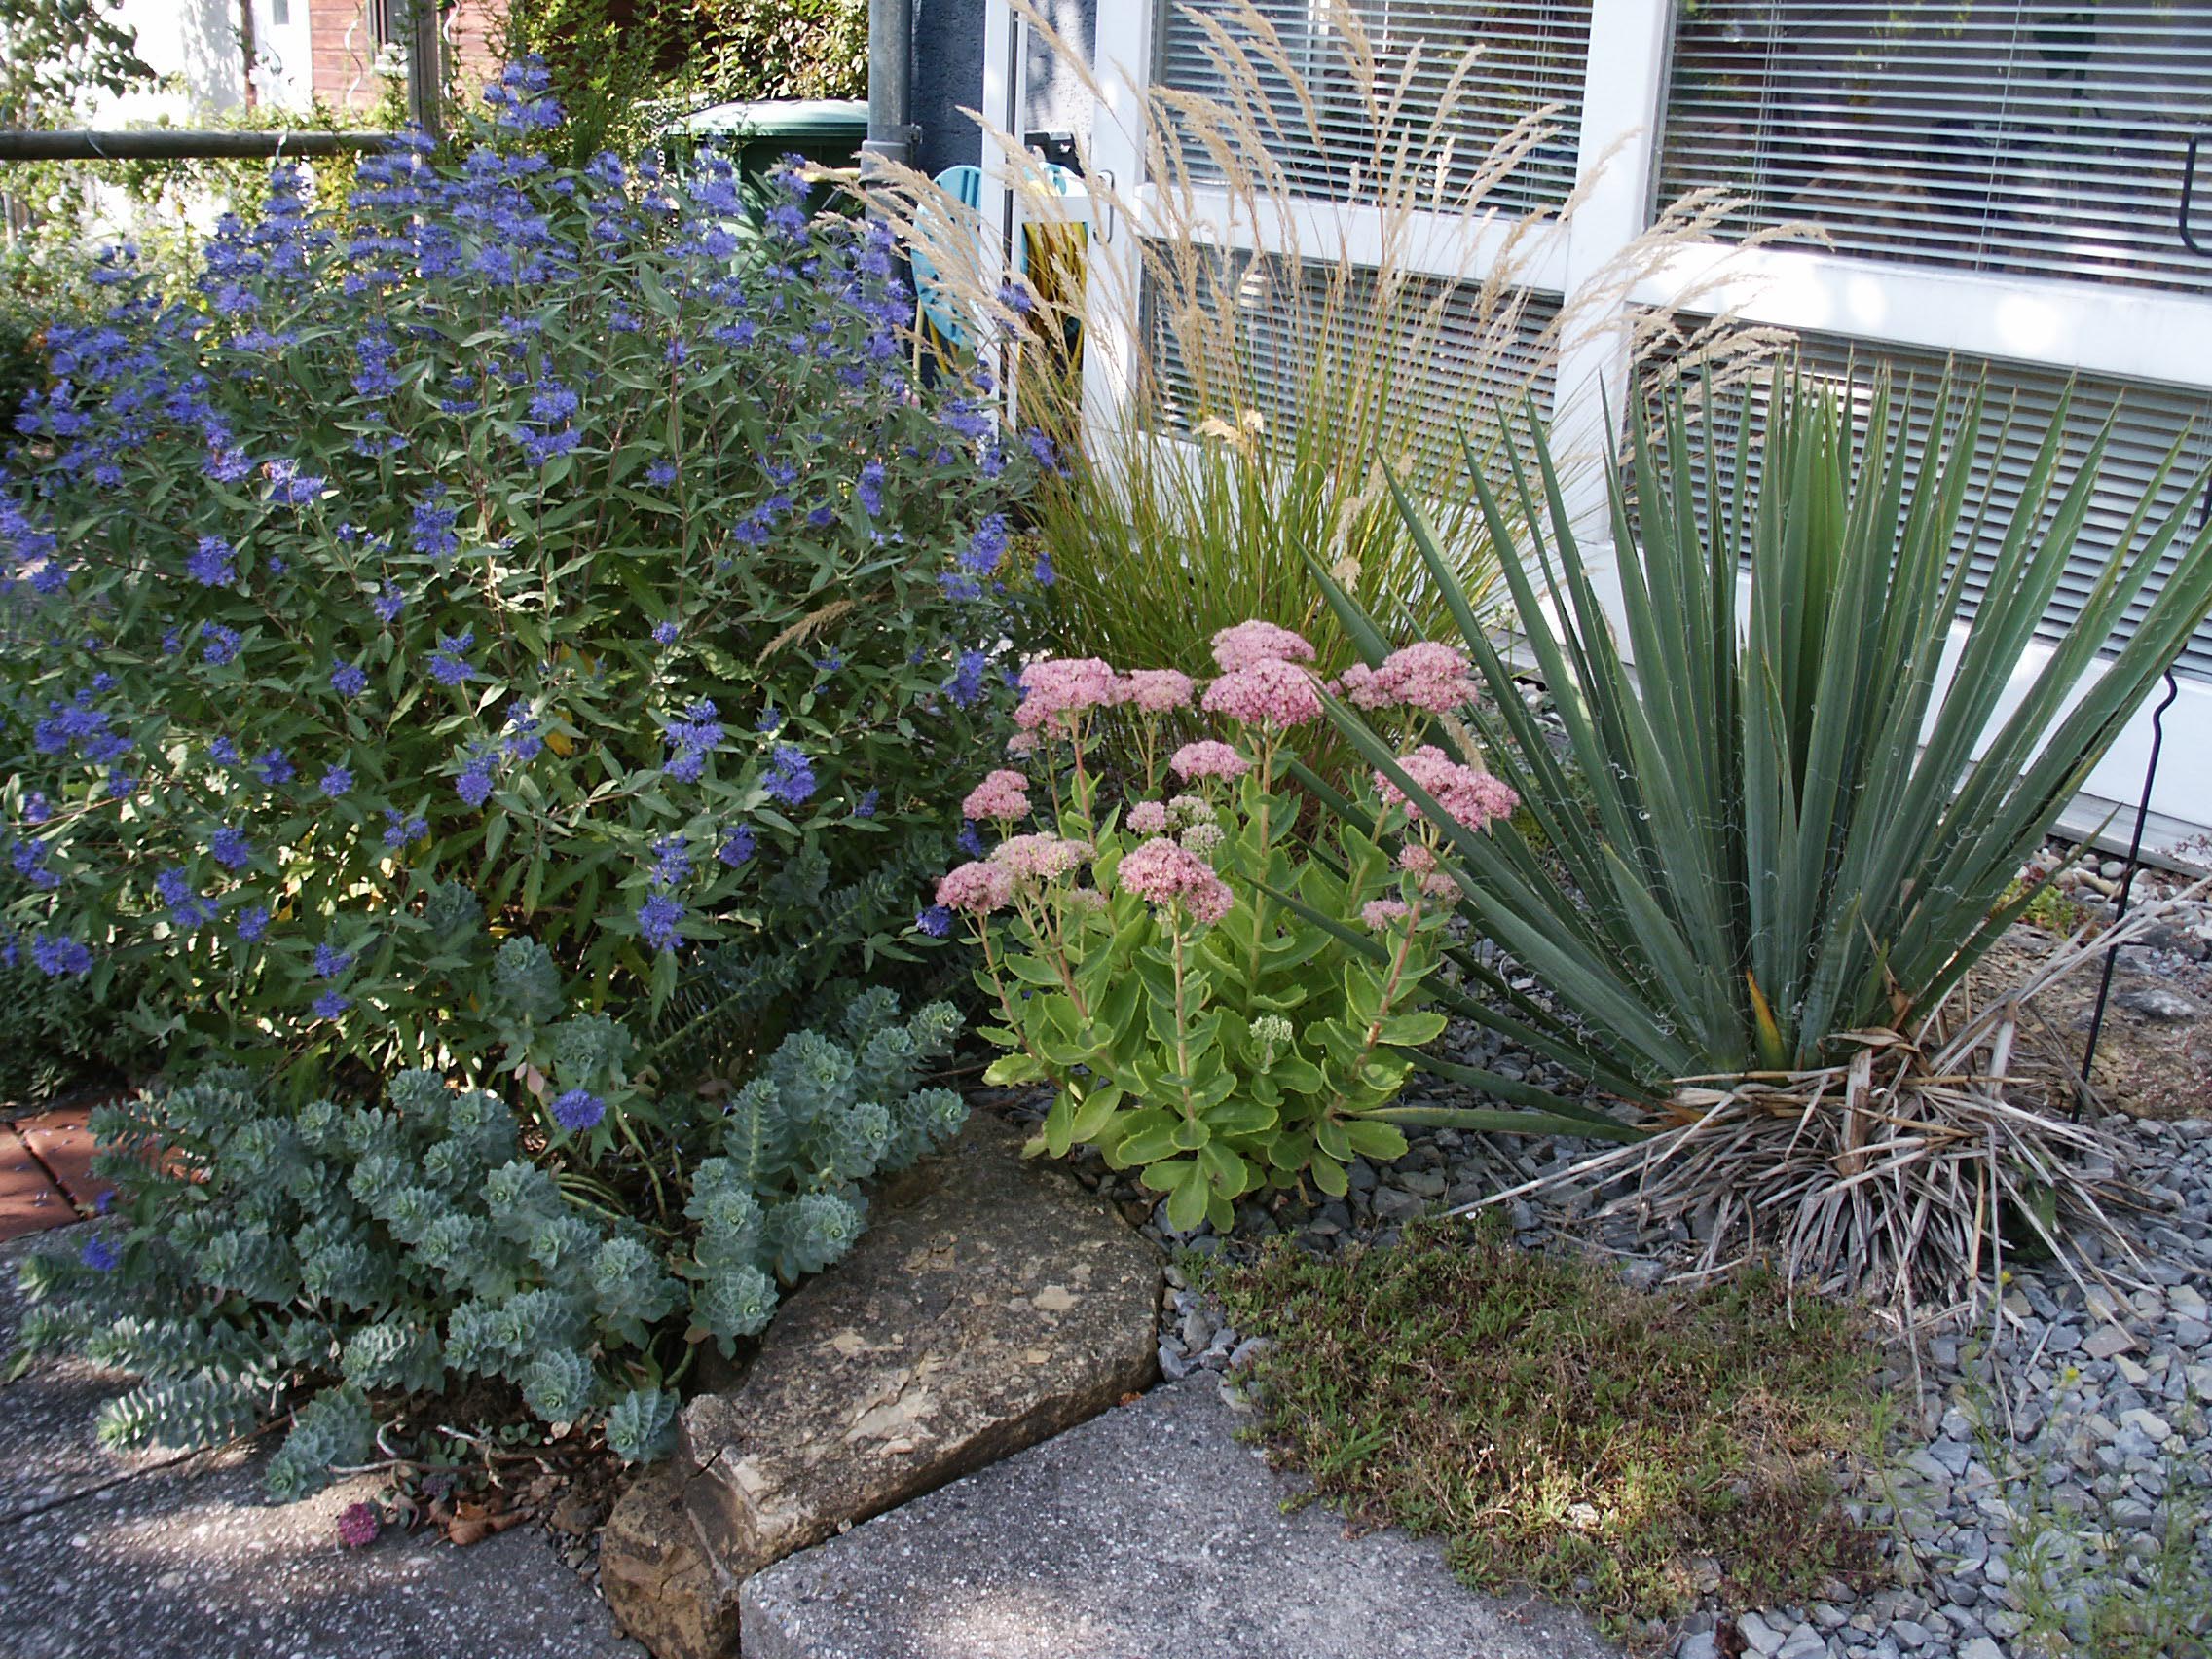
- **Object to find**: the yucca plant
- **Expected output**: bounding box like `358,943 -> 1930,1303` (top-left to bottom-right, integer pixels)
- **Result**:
1313,368 -> 2212,1311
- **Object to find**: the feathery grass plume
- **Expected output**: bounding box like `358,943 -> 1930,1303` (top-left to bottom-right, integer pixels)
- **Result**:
857,0 -> 1789,734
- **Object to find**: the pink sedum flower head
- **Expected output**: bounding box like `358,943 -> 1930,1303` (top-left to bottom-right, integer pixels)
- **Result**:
1065,886 -> 1109,914
1168,740 -> 1251,783
1361,898 -> 1413,932
1342,642 -> 1480,714
1115,835 -> 1235,925
1126,799 -> 1171,834
1202,658 -> 1322,728
991,832 -> 1090,882
1211,619 -> 1316,674
937,859 -> 1015,914
1182,870 -> 1235,926
1014,655 -> 1124,733
1006,730 -> 1040,758
1121,668 -> 1196,713
963,768 -> 1031,822
1374,745 -> 1520,831
336,1501 -> 382,1549
1337,661 -> 1382,706
1398,842 -> 1459,900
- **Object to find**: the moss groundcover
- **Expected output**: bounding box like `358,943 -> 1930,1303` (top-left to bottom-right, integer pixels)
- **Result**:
1212,1218 -> 1885,1644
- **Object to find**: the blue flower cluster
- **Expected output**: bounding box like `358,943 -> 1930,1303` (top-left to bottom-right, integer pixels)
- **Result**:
664,699 -> 723,784
0,56 -> 1033,1095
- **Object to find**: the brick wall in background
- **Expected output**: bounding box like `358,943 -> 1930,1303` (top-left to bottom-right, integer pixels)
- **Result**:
308,0 -> 504,113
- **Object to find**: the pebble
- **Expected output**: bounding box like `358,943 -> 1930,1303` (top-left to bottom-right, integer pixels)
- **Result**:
2082,1324 -> 2137,1361
2114,985 -> 2202,1021
1738,1610 -> 1787,1655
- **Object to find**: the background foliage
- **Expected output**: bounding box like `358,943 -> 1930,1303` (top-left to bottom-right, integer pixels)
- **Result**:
504,0 -> 867,165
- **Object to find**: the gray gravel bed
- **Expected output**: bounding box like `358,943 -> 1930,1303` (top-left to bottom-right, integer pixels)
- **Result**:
1033,856 -> 2212,1659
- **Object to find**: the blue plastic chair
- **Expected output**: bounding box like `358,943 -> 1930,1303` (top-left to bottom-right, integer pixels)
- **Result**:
911,162 -> 1091,350
911,165 -> 986,350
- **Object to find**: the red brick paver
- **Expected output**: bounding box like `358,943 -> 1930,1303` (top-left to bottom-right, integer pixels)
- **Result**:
0,1123 -> 72,1239
17,1106 -> 115,1213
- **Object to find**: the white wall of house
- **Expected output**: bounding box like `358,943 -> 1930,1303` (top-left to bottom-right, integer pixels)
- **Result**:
91,2 -> 317,126
95,2 -> 243,122
988,0 -> 2212,860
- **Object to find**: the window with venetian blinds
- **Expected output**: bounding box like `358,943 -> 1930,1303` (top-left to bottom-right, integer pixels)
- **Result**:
1658,2 -> 2212,297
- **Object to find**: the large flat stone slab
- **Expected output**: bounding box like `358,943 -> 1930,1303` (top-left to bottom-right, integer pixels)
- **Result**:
740,1378 -> 1618,1659
602,1111 -> 1161,1658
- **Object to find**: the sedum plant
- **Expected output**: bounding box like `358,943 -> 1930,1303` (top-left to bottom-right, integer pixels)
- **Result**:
1315,370 -> 2212,1097
934,623 -> 1615,1233
13,989 -> 967,1493
0,60 -> 1036,1118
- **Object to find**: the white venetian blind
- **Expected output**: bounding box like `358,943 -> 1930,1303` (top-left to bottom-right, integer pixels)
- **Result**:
1144,250 -> 1563,465
1658,2 -> 2212,296
1151,0 -> 1594,217
1639,334 -> 2212,683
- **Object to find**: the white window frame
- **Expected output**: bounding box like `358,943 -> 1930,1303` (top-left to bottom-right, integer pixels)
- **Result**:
1008,0 -> 2212,854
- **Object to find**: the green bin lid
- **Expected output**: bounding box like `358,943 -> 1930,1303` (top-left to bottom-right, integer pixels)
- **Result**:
659,98 -> 868,144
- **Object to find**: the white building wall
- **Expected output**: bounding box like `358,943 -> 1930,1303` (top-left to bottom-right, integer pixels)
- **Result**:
91,2 -> 316,126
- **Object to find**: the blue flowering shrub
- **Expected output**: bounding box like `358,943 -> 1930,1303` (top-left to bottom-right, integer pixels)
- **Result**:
15,989 -> 969,1491
0,73 -> 1036,1108
0,65 -> 1034,1485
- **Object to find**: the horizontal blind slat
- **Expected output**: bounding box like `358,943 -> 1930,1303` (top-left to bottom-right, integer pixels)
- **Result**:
1657,0 -> 2212,297
1153,0 -> 1594,215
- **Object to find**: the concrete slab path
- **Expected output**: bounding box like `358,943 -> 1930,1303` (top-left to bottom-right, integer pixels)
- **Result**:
740,1376 -> 1618,1659
0,1236 -> 645,1659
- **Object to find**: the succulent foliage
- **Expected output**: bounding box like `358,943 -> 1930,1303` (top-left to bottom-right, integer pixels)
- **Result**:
15,993 -> 966,1495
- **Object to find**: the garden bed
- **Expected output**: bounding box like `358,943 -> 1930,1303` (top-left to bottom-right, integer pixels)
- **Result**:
1097,940 -> 2212,1659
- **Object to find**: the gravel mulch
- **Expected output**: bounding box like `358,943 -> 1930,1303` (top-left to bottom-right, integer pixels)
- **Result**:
1041,869 -> 2212,1659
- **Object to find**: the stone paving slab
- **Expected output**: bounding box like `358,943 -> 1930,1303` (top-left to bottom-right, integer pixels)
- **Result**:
0,1238 -> 645,1659
605,1111 -> 1161,1659
740,1377 -> 1618,1659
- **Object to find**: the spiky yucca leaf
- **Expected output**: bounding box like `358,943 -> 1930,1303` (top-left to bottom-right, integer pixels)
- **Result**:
1318,368 -> 2212,1102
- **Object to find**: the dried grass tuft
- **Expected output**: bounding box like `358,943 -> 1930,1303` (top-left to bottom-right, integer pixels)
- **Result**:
1462,890 -> 2208,1327
854,0 -> 1806,682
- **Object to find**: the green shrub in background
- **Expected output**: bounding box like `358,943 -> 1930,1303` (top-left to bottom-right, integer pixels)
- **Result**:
690,0 -> 867,101
503,0 -> 869,167
501,0 -> 694,165
14,989 -> 967,1491
2,67 -> 1040,1121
